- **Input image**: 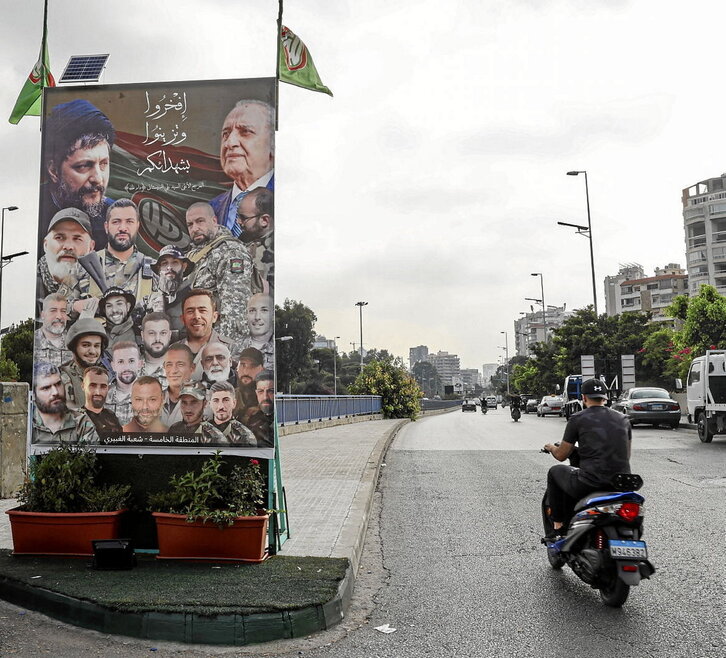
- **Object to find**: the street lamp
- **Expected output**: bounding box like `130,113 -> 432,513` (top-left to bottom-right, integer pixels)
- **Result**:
355,301 -> 368,373
531,272 -> 547,341
564,170 -> 597,316
0,205 -> 19,339
332,336 -> 340,396
500,331 -> 510,395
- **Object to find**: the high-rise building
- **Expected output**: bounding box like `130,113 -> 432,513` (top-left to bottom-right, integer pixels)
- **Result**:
409,345 -> 429,370
513,305 -> 570,356
460,368 -> 481,393
682,174 -> 726,294
428,351 -> 460,386
604,263 -> 687,325
481,363 -> 498,388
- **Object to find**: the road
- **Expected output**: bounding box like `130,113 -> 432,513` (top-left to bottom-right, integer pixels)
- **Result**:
1,408 -> 724,657
298,406 -> 726,658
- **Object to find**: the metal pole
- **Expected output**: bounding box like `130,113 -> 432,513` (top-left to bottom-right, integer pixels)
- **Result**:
539,274 -> 547,340
0,206 -> 19,340
333,336 -> 340,396
355,301 -> 367,373
500,331 -> 509,395
583,172 -> 597,317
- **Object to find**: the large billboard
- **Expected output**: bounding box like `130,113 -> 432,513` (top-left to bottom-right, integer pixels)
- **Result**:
31,78 -> 276,458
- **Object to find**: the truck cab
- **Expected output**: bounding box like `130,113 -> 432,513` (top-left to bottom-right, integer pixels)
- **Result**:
686,350 -> 726,443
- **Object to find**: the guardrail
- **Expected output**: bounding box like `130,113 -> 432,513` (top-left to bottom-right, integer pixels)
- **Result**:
276,395 -> 382,425
420,399 -> 462,411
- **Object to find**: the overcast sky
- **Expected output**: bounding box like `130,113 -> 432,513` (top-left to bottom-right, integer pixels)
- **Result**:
0,0 -> 722,371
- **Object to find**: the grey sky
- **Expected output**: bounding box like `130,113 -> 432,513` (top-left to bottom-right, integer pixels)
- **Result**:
0,0 -> 721,370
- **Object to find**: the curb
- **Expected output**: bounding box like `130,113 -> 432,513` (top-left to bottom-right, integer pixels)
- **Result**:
0,418 -> 411,646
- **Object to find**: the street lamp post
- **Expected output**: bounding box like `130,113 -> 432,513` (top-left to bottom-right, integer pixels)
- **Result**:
531,272 -> 547,341
333,336 -> 340,395
355,301 -> 368,373
500,330 -> 510,395
565,170 -> 597,316
0,205 -> 19,339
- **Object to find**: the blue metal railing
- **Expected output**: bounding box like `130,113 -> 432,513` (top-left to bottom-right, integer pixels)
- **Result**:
275,395 -> 382,425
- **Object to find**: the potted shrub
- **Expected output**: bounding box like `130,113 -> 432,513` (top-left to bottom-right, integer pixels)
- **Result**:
148,452 -> 269,562
7,445 -> 131,557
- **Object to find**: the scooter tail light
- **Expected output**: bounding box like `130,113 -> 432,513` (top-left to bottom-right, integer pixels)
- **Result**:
594,529 -> 606,549
617,502 -> 641,522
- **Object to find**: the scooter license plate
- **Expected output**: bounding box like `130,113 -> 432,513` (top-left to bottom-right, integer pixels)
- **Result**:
609,539 -> 648,560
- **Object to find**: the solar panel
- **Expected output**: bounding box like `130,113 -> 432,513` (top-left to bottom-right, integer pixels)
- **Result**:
59,54 -> 109,84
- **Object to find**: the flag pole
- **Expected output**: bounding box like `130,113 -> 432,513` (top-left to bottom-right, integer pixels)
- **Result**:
275,0 -> 283,131
40,0 -> 49,128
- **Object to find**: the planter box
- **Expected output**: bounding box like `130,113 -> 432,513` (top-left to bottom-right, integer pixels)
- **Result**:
6,508 -> 126,557
153,512 -> 269,563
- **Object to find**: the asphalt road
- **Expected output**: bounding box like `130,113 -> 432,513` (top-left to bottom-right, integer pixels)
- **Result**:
297,406 -> 726,658
1,409 -> 724,657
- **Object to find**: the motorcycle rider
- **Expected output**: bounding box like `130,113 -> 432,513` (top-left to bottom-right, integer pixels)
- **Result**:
509,393 -> 522,418
542,378 -> 632,538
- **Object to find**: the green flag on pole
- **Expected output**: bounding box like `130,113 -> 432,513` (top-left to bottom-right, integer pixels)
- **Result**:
9,0 -> 55,124
278,26 -> 332,97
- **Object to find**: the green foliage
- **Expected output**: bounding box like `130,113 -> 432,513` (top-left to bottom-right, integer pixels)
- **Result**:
0,353 -> 19,381
17,445 -> 131,513
0,318 -> 33,383
411,360 -> 442,397
638,328 -> 689,386
148,452 -> 266,526
671,285 -> 726,355
349,357 -> 422,420
275,299 -> 317,393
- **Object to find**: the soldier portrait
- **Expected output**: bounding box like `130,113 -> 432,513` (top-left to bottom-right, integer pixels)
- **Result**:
34,293 -> 72,367
123,376 -> 167,433
140,312 -> 172,386
237,187 -> 274,294
97,286 -> 136,346
106,341 -> 143,426
148,245 -> 193,334
200,381 -> 258,446
59,317 -> 108,410
241,292 -> 273,369
168,383 -> 207,435
82,366 -> 123,433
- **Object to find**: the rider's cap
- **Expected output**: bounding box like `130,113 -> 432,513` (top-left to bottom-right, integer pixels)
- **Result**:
582,378 -> 608,399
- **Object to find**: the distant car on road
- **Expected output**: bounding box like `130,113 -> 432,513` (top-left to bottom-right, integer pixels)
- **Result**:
484,396 -> 497,409
537,396 -> 564,417
525,397 -> 539,414
461,399 -> 477,412
611,387 -> 681,428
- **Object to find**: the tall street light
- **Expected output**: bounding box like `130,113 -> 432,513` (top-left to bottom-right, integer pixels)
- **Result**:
565,170 -> 597,316
500,330 -> 510,395
355,301 -> 368,373
0,205 -> 19,339
333,336 -> 340,395
530,272 -> 547,341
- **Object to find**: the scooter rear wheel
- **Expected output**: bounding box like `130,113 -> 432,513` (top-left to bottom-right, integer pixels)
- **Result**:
599,575 -> 630,607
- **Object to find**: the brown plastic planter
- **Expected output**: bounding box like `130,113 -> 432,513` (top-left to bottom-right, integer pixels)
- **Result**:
152,512 -> 269,562
6,508 -> 126,557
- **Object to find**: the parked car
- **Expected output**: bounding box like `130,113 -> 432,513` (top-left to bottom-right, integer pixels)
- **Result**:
484,396 -> 497,409
461,399 -> 477,412
525,397 -> 539,414
537,395 -> 564,417
611,387 -> 681,428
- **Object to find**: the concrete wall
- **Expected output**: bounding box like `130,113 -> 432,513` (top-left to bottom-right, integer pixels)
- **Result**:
0,383 -> 28,498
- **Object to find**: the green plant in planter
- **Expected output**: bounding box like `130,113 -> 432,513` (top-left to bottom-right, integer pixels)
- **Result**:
148,451 -> 266,526
18,444 -> 131,513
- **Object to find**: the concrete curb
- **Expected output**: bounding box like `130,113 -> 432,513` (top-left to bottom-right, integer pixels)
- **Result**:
0,417 -> 411,646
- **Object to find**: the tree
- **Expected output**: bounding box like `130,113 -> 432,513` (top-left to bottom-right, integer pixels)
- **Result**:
0,318 -> 34,384
274,299 -> 317,393
0,353 -> 20,381
669,285 -> 726,356
349,357 -> 422,420
411,361 -> 441,398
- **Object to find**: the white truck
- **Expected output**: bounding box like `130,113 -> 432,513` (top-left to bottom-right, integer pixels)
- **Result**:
686,350 -> 726,443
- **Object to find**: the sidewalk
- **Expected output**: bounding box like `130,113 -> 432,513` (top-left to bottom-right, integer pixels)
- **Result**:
0,417 -> 407,645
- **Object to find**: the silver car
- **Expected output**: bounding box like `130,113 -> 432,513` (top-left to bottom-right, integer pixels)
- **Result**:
612,387 -> 681,429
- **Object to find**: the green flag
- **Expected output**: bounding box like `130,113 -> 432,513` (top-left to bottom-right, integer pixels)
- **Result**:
9,0 -> 55,124
278,26 -> 332,96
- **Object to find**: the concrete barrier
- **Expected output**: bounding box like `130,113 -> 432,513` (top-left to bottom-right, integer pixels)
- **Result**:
0,382 -> 28,498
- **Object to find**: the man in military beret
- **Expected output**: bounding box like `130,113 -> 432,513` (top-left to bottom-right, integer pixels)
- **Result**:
146,245 -> 193,334
59,317 -> 109,410
168,383 -> 207,435
98,286 -> 136,346
36,208 -> 98,317
41,99 -> 115,248
185,201 -> 252,343
199,381 -> 258,446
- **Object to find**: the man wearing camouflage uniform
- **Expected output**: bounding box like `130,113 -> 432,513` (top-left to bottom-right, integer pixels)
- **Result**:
59,318 -> 108,410
184,201 -> 252,343
237,187 -> 274,294
199,381 -> 258,446
34,293 -> 73,367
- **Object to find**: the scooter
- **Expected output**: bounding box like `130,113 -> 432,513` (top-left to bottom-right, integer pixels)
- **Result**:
481,404 -> 488,414
540,446 -> 655,607
510,406 -> 521,422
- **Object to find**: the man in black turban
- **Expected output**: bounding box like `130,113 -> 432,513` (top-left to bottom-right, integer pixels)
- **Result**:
41,99 -> 117,249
